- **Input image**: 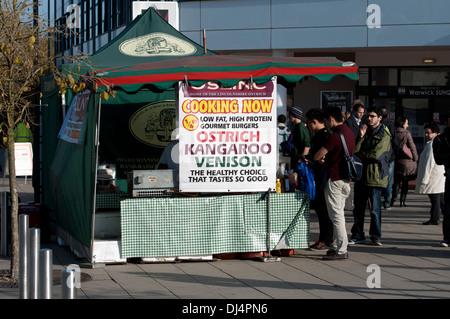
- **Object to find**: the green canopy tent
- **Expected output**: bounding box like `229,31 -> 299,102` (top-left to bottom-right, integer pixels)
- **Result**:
45,7 -> 215,259
46,8 -> 359,262
62,7 -> 216,81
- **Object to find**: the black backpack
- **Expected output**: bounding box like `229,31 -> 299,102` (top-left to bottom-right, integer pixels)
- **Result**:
337,130 -> 363,182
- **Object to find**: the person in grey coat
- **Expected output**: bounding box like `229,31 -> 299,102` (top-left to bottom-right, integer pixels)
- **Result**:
391,116 -> 418,207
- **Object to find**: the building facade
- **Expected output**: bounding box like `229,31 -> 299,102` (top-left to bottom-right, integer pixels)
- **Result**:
47,0 -> 450,149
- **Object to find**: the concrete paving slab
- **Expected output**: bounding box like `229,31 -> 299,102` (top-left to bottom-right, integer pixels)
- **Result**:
1,177 -> 450,304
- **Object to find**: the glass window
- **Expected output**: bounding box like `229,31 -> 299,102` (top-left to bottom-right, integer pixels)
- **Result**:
84,0 -> 91,41
373,98 -> 396,112
400,67 -> 450,86
401,98 -> 429,126
358,67 -> 369,86
55,17 -> 64,54
371,68 -> 397,86
118,0 -> 127,27
401,98 -> 429,153
111,0 -> 117,29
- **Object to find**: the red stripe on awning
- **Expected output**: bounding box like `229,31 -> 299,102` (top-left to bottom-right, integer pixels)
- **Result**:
96,66 -> 358,86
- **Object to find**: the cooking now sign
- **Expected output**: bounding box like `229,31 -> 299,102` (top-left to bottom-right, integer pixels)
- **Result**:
178,78 -> 278,193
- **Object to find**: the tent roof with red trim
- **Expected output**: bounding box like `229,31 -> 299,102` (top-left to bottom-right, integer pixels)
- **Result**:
86,54 -> 358,93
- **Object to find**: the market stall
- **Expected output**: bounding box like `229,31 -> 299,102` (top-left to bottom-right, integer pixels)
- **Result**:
44,8 -> 359,264
120,193 -> 309,260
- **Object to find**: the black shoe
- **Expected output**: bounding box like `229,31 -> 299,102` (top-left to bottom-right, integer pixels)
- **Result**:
400,195 -> 407,207
322,250 -> 348,260
423,220 -> 440,225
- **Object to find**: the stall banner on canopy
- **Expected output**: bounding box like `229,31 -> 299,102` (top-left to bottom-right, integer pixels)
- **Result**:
58,90 -> 90,144
178,77 -> 277,193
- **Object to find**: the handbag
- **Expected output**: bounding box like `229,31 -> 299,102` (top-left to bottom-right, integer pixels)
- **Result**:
337,130 -> 363,182
400,139 -> 413,160
297,161 -> 315,200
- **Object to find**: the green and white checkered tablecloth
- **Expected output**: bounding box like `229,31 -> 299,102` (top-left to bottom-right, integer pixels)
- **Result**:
96,193 -> 124,209
120,192 -> 310,258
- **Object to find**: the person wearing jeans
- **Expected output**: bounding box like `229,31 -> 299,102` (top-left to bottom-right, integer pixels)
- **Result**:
351,185 -> 383,243
349,106 -> 393,246
383,161 -> 395,209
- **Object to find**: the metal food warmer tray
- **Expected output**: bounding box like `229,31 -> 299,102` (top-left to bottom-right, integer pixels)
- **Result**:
127,169 -> 179,198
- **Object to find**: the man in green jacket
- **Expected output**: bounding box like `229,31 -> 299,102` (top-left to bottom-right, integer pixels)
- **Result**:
349,106 -> 393,246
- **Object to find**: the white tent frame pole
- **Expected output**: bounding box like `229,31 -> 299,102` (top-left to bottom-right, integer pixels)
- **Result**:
90,95 -> 102,263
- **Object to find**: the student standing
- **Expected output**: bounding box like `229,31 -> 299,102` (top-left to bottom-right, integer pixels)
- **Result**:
313,107 -> 355,260
415,122 -> 445,225
305,108 -> 332,250
287,106 -> 311,172
391,116 -> 418,207
344,100 -> 365,139
349,106 -> 393,246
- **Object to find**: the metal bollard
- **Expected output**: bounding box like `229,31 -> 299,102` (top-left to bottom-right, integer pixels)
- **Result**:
39,249 -> 53,299
61,267 -> 78,299
19,214 -> 29,299
29,228 -> 40,299
0,191 -> 8,256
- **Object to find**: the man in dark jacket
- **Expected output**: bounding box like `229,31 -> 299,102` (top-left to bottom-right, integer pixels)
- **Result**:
380,106 -> 398,210
344,100 -> 365,139
432,113 -> 450,247
344,100 -> 366,211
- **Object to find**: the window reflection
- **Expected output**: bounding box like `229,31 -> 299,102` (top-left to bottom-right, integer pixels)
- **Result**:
371,68 -> 397,86
401,67 -> 450,86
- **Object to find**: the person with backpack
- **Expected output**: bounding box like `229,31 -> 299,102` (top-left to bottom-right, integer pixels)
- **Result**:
313,107 -> 355,260
305,108 -> 332,250
349,106 -> 393,247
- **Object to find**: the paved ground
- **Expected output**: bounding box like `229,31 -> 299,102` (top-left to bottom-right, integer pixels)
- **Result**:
0,177 -> 450,304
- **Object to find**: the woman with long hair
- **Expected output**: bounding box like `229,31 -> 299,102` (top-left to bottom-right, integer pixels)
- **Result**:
391,116 -> 418,207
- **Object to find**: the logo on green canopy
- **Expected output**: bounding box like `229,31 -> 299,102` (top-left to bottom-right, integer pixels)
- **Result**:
129,100 -> 176,148
119,32 -> 197,57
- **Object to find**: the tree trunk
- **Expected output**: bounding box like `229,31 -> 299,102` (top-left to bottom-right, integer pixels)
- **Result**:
7,128 -> 19,280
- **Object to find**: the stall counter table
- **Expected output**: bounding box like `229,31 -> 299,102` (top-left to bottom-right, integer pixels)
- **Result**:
120,192 -> 310,259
